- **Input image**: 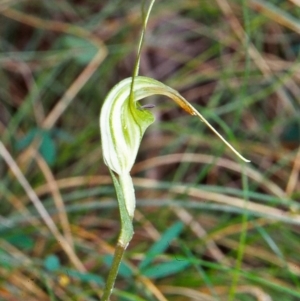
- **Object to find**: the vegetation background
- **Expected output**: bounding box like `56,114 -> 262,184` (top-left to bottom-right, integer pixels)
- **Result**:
0,0 -> 300,300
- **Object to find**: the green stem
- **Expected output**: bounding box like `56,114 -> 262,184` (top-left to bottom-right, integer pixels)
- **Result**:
101,170 -> 134,300
101,242 -> 127,301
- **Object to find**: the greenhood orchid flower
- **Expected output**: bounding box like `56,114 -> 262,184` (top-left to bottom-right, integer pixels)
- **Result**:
100,75 -> 249,223
100,75 -> 249,175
